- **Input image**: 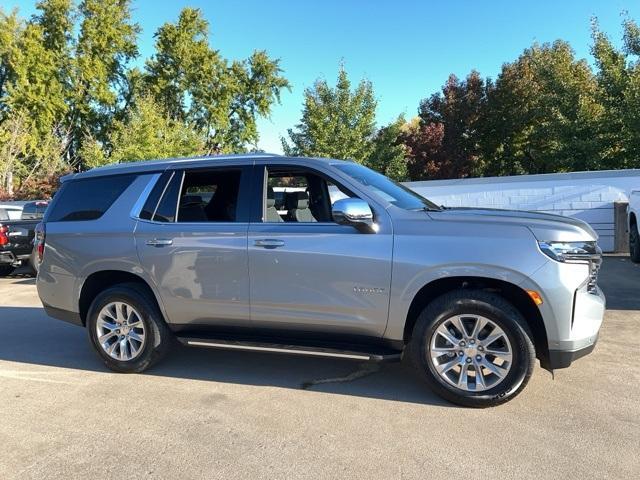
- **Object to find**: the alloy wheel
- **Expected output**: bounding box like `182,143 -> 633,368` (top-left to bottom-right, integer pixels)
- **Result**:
429,314 -> 513,392
96,301 -> 146,361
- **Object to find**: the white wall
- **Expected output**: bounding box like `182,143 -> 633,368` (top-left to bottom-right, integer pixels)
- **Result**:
405,169 -> 640,252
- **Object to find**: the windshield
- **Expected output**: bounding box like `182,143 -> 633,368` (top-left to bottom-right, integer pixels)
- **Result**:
334,163 -> 441,211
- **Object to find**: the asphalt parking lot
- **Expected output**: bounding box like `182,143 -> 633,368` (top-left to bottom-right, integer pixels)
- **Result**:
1,257 -> 639,479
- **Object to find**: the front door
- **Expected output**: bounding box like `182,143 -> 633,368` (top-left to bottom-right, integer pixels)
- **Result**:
135,166 -> 252,328
248,164 -> 393,337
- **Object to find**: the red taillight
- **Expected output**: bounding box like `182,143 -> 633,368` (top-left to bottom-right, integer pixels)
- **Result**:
35,222 -> 45,262
0,225 -> 8,246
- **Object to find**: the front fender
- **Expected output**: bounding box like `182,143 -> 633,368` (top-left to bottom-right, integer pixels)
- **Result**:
384,263 -> 543,340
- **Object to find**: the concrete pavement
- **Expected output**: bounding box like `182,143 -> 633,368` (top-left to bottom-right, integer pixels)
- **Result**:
0,257 -> 639,479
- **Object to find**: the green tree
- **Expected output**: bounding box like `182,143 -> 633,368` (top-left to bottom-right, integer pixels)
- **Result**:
33,0 -> 73,55
5,22 -> 68,140
70,0 -> 139,164
0,2 -> 290,198
0,9 -> 22,114
0,114 -> 28,195
366,116 -> 408,181
1,15 -> 69,187
591,18 -> 640,169
80,95 -> 205,168
144,8 -> 289,153
282,67 -> 377,164
482,41 -> 602,175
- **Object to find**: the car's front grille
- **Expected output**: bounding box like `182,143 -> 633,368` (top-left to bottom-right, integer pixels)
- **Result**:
564,244 -> 602,295
587,255 -> 602,294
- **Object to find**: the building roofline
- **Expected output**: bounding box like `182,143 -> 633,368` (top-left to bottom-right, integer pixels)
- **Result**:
405,168 -> 640,187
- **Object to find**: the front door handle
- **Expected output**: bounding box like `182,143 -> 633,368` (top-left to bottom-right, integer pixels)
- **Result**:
146,238 -> 173,247
254,239 -> 285,248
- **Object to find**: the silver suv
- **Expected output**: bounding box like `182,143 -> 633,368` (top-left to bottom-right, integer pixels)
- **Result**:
36,154 -> 605,407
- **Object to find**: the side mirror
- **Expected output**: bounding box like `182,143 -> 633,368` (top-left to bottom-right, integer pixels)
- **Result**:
332,198 -> 375,233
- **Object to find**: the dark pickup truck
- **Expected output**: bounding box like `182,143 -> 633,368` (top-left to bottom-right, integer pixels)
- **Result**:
0,201 -> 48,276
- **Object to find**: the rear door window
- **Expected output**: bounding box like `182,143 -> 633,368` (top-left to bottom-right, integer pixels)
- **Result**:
47,174 -> 135,222
136,167 -> 252,223
177,169 -> 243,223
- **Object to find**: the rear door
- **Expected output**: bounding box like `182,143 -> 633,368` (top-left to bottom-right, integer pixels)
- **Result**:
135,165 -> 253,329
247,163 -> 393,337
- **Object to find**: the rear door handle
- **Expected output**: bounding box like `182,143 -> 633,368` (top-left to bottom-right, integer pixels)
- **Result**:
254,239 -> 285,248
146,238 -> 173,247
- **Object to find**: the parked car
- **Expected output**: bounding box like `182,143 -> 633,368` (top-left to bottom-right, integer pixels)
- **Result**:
629,190 -> 640,263
0,200 -> 48,276
0,202 -> 25,220
36,154 -> 605,407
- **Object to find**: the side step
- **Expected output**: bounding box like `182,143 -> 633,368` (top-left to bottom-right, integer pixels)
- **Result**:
176,336 -> 402,362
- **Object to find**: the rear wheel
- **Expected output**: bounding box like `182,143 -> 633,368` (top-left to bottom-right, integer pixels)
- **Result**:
0,265 -> 15,276
27,249 -> 39,276
407,290 -> 535,407
87,283 -> 172,373
630,222 -> 640,263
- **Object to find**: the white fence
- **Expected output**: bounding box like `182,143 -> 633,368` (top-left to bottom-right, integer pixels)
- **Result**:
405,169 -> 640,252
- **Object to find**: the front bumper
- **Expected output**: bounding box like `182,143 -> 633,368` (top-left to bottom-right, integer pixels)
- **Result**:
524,259 -> 606,370
548,335 -> 598,369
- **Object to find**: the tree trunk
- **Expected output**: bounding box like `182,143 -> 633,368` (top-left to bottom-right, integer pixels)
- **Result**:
5,170 -> 13,197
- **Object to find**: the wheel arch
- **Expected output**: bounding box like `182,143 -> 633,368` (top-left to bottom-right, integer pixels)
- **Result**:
402,276 -> 549,367
79,270 -> 167,326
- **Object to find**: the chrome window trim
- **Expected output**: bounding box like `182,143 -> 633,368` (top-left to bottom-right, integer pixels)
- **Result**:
173,171 -> 186,223
151,171 -> 177,222
129,173 -> 162,220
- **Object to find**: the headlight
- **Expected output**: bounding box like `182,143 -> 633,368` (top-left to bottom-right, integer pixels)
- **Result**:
537,241 -> 598,262
537,241 -> 602,294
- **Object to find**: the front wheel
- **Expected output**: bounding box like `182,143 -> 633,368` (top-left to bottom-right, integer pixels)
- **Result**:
407,290 -> 535,408
87,283 -> 172,373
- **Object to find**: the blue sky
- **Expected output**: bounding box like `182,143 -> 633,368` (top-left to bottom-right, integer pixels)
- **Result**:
6,0 -> 640,153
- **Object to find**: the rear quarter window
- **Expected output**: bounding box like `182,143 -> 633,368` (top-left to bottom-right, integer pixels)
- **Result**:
0,208 -> 8,221
47,174 -> 136,222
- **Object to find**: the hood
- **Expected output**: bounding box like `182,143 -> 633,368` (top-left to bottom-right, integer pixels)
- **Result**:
427,207 -> 598,242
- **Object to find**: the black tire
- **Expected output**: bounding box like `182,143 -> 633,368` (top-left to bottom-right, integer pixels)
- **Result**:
630,223 -> 640,263
27,250 -> 39,276
0,265 -> 15,276
86,283 -> 172,373
407,289 -> 535,408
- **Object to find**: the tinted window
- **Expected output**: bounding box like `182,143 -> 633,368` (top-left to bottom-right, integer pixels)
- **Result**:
21,201 -> 48,220
48,175 -> 135,222
139,172 -> 174,221
177,170 -> 242,222
153,172 -> 183,222
0,208 -> 8,221
265,167 -> 354,223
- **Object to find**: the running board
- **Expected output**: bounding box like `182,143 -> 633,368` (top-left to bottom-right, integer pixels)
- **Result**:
176,336 -> 402,362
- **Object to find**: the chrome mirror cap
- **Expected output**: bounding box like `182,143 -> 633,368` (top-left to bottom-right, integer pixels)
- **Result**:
332,198 -> 375,233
